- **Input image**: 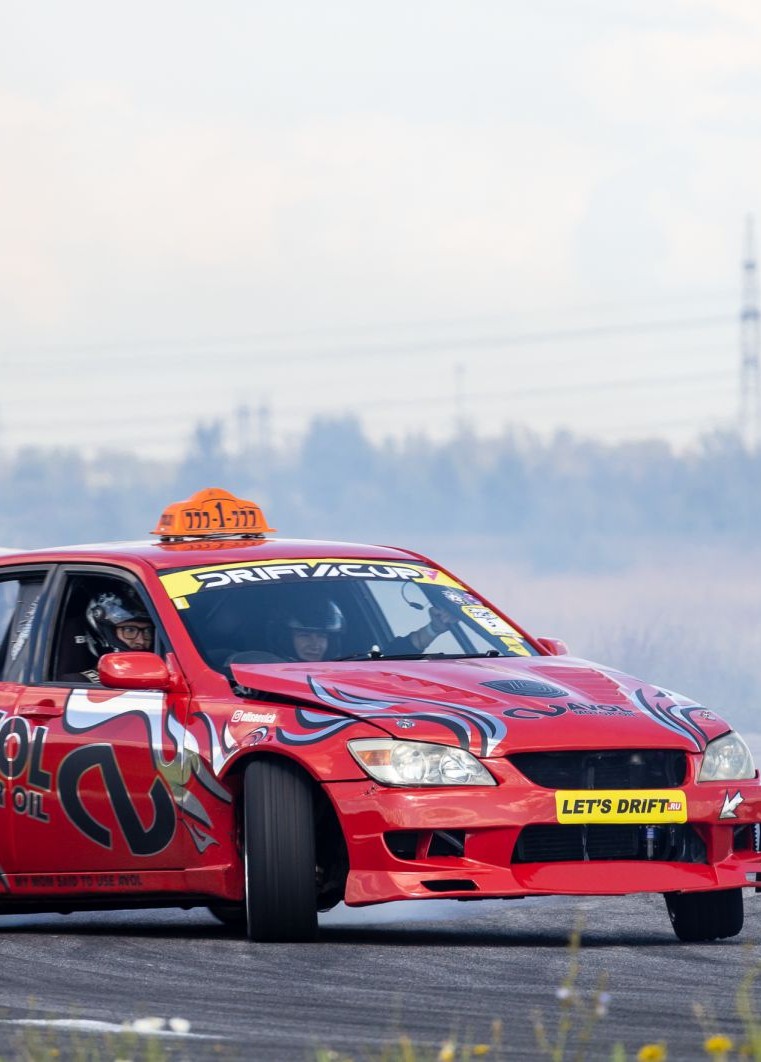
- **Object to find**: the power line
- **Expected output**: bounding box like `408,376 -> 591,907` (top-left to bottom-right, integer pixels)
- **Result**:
0,311 -> 737,367
0,408 -> 736,455
0,367 -> 736,433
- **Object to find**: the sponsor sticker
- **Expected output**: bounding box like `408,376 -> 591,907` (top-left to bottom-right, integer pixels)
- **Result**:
456,607 -> 531,656
461,605 -> 516,636
231,710 -> 276,725
443,590 -> 466,604
555,789 -> 688,824
498,635 -> 532,658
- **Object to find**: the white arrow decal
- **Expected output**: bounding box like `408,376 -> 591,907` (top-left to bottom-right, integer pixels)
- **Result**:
720,790 -> 743,819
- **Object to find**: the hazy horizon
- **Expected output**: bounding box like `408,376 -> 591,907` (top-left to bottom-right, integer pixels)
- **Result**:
2,1 -> 760,456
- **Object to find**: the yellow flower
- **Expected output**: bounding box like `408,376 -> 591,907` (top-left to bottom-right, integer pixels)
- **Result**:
704,1034 -> 734,1055
400,1037 -> 415,1062
637,1045 -> 668,1062
473,1048 -> 491,1057
438,1043 -> 456,1062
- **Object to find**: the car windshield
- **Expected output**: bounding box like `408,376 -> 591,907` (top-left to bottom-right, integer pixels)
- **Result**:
160,557 -> 537,671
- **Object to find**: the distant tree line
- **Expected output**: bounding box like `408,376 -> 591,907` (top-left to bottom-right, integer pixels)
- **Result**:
1,415 -> 759,571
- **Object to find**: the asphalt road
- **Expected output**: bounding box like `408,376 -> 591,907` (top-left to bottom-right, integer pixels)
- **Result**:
0,892 -> 759,1060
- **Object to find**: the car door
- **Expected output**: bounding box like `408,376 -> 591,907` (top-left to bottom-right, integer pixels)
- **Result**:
0,568 -> 51,881
12,565 -> 190,876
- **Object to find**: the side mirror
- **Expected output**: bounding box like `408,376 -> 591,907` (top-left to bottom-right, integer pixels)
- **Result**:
98,651 -> 172,690
537,637 -> 569,657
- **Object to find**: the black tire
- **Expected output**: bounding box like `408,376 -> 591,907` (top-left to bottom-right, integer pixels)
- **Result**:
208,904 -> 247,931
244,757 -> 318,943
664,888 -> 744,942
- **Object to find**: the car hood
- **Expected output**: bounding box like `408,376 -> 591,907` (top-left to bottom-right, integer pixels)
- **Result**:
230,655 -> 729,757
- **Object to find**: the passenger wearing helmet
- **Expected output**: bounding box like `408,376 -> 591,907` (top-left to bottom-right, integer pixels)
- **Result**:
65,591 -> 155,683
385,605 -> 459,655
270,600 -> 343,662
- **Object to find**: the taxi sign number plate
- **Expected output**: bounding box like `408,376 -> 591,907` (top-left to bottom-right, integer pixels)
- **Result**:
151,488 -> 275,537
555,790 -> 688,824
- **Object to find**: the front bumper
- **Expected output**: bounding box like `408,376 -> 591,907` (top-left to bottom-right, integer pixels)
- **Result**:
325,776 -> 761,905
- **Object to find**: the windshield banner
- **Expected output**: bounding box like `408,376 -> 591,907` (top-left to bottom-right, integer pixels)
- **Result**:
160,559 -> 464,607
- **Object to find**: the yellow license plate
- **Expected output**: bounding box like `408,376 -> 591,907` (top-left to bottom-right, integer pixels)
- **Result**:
555,790 -> 688,824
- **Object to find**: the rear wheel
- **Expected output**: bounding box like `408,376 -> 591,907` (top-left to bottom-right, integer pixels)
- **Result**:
244,757 -> 318,943
664,888 -> 744,942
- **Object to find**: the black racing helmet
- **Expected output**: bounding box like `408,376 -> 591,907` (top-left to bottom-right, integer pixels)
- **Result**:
85,591 -> 153,655
269,599 -> 344,660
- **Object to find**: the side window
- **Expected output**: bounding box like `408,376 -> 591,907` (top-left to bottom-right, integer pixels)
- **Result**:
0,581 -> 16,648
0,575 -> 47,683
47,573 -> 156,684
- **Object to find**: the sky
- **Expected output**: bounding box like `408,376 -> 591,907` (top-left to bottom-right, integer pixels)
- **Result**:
1,0 -> 761,457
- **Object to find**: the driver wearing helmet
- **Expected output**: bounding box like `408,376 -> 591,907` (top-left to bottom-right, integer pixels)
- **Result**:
68,591 -> 155,683
270,600 -> 344,662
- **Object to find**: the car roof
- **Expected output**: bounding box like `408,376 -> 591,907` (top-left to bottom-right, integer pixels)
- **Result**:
0,537 -> 427,573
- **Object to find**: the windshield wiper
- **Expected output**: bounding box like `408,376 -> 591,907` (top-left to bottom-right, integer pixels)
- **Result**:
335,645 -> 500,662
446,650 -> 501,659
336,650 -> 435,661
335,648 -> 502,662
409,650 -> 502,661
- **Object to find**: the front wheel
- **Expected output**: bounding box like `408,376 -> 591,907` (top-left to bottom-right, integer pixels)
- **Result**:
244,757 -> 318,943
664,888 -> 744,942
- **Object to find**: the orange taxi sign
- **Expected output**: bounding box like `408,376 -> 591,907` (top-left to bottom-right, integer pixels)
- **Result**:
151,488 -> 276,538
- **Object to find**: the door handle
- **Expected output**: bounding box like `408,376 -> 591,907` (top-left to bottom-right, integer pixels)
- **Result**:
18,700 -> 63,719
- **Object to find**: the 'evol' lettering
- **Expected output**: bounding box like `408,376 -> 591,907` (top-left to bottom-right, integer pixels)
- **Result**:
0,719 -> 53,790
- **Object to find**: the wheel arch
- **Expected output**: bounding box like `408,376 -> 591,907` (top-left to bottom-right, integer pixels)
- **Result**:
224,749 -> 350,911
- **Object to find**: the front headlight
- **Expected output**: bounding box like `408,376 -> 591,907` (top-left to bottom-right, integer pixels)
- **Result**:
698,731 -> 756,782
348,738 -> 496,787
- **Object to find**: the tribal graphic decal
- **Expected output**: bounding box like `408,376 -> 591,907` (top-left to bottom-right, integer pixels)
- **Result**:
277,707 -> 356,746
64,690 -> 231,854
193,711 -> 238,777
631,687 -> 709,750
276,676 -> 507,756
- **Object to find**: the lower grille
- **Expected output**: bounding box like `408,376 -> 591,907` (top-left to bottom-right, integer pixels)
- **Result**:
734,824 -> 757,852
385,829 -> 466,860
509,749 -> 687,789
512,824 -> 706,864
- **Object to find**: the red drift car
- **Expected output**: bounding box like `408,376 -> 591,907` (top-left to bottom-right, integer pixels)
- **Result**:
0,488 -> 758,942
